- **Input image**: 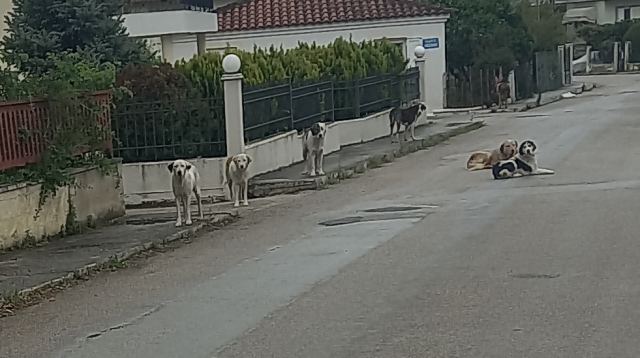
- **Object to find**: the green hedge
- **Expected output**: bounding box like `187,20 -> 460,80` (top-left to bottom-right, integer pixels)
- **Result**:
175,37 -> 407,97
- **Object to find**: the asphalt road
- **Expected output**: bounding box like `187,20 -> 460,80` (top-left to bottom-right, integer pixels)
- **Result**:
2,75 -> 640,358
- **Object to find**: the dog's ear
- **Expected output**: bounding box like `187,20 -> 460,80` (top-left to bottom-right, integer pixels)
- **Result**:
247,155 -> 252,164
167,163 -> 174,173
186,164 -> 192,171
518,142 -> 526,156
500,143 -> 506,154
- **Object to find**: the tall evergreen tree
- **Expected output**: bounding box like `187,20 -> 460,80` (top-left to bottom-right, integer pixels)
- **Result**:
1,0 -> 152,74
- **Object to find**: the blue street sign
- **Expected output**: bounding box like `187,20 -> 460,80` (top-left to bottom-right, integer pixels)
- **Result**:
422,38 -> 439,50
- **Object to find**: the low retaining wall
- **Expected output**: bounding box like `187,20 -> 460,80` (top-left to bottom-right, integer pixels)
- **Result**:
123,109 -> 434,206
0,163 -> 125,249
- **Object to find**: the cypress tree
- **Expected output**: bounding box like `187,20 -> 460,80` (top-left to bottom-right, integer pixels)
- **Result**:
1,0 -> 152,74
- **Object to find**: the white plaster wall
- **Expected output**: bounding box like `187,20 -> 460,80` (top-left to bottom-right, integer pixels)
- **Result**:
122,10 -> 217,38
566,0 -> 640,24
0,0 -> 10,42
205,17 -> 448,112
121,108 -> 433,205
0,166 -> 125,249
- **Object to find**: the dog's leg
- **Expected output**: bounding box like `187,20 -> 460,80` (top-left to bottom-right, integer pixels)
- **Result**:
316,150 -> 325,176
310,152 -> 317,177
242,181 -> 249,206
233,183 -> 240,207
410,122 -> 417,141
184,194 -> 193,225
301,145 -> 309,175
534,168 -> 555,175
390,121 -> 395,143
175,197 -> 183,227
194,186 -> 203,220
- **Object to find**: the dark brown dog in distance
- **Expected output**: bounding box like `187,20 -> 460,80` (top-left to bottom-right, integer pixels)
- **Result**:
389,101 -> 427,143
497,80 -> 511,109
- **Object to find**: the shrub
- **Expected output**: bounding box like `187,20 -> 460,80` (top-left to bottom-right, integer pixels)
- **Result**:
175,37 -> 407,97
113,63 -> 225,162
623,23 -> 640,62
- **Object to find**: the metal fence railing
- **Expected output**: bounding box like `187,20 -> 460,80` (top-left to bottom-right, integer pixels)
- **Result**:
243,68 -> 420,143
112,96 -> 226,163
535,50 -> 563,93
0,92 -> 112,171
445,67 -> 500,108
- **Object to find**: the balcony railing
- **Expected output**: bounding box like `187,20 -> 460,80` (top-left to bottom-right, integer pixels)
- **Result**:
125,0 -> 215,13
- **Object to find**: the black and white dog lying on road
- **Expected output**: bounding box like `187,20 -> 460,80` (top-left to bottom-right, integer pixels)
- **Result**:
492,140 -> 555,180
389,101 -> 427,142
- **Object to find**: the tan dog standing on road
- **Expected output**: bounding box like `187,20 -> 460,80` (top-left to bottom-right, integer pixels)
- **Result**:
466,139 -> 518,171
497,80 -> 511,109
168,159 -> 203,227
225,153 -> 252,207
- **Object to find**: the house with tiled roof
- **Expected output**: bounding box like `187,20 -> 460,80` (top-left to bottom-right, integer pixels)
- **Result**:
122,0 -> 450,110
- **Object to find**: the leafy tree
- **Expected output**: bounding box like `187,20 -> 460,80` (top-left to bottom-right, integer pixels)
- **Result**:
578,20 -> 640,50
623,23 -> 640,61
0,50 -> 115,101
427,0 -> 532,73
1,0 -> 152,75
518,0 -> 565,51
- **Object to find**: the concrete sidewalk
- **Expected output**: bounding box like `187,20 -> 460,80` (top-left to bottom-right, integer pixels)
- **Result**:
0,208 -> 237,301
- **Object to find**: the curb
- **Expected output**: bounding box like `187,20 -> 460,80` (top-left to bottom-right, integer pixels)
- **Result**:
249,121 -> 485,198
2,211 -> 239,304
516,82 -> 596,113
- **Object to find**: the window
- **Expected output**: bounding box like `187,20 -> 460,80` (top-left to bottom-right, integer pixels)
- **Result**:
624,8 -> 631,21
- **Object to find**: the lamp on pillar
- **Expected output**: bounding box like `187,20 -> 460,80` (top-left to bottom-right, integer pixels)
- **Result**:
222,54 -> 245,157
414,45 -> 428,106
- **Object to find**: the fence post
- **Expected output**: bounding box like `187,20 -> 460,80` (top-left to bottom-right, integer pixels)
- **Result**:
586,45 -> 592,74
222,54 -> 245,157
508,70 -> 516,104
288,79 -> 295,130
613,42 -> 620,73
414,46 -> 428,107
625,41 -> 631,72
353,79 -> 361,118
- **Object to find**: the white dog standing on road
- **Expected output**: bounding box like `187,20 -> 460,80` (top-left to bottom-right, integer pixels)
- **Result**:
168,159 -> 203,227
302,122 -> 327,177
225,153 -> 252,207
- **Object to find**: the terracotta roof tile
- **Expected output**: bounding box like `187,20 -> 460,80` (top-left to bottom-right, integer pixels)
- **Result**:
216,0 -> 450,32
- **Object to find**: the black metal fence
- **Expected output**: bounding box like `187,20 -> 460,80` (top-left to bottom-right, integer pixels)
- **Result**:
444,67 -> 500,108
535,50 -> 563,93
112,96 -> 226,163
113,68 -> 421,162
514,61 -> 535,101
243,68 -> 420,143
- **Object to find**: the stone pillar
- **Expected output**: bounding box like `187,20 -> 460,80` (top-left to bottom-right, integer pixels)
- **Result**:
414,45 -> 428,107
508,70 -> 516,103
586,45 -> 592,74
222,54 -> 245,157
625,41 -> 631,71
567,43 -> 574,85
613,42 -> 620,73
557,44 -> 566,84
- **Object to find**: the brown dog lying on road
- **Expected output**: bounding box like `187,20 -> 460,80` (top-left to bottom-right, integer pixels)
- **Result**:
466,139 -> 518,171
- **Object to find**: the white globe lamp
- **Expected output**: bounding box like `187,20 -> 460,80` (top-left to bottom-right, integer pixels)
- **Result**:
222,54 -> 242,73
414,46 -> 426,59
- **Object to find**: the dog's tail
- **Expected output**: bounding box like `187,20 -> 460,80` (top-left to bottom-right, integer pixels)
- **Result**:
224,156 -> 233,193
302,133 -> 309,161
466,151 -> 489,170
